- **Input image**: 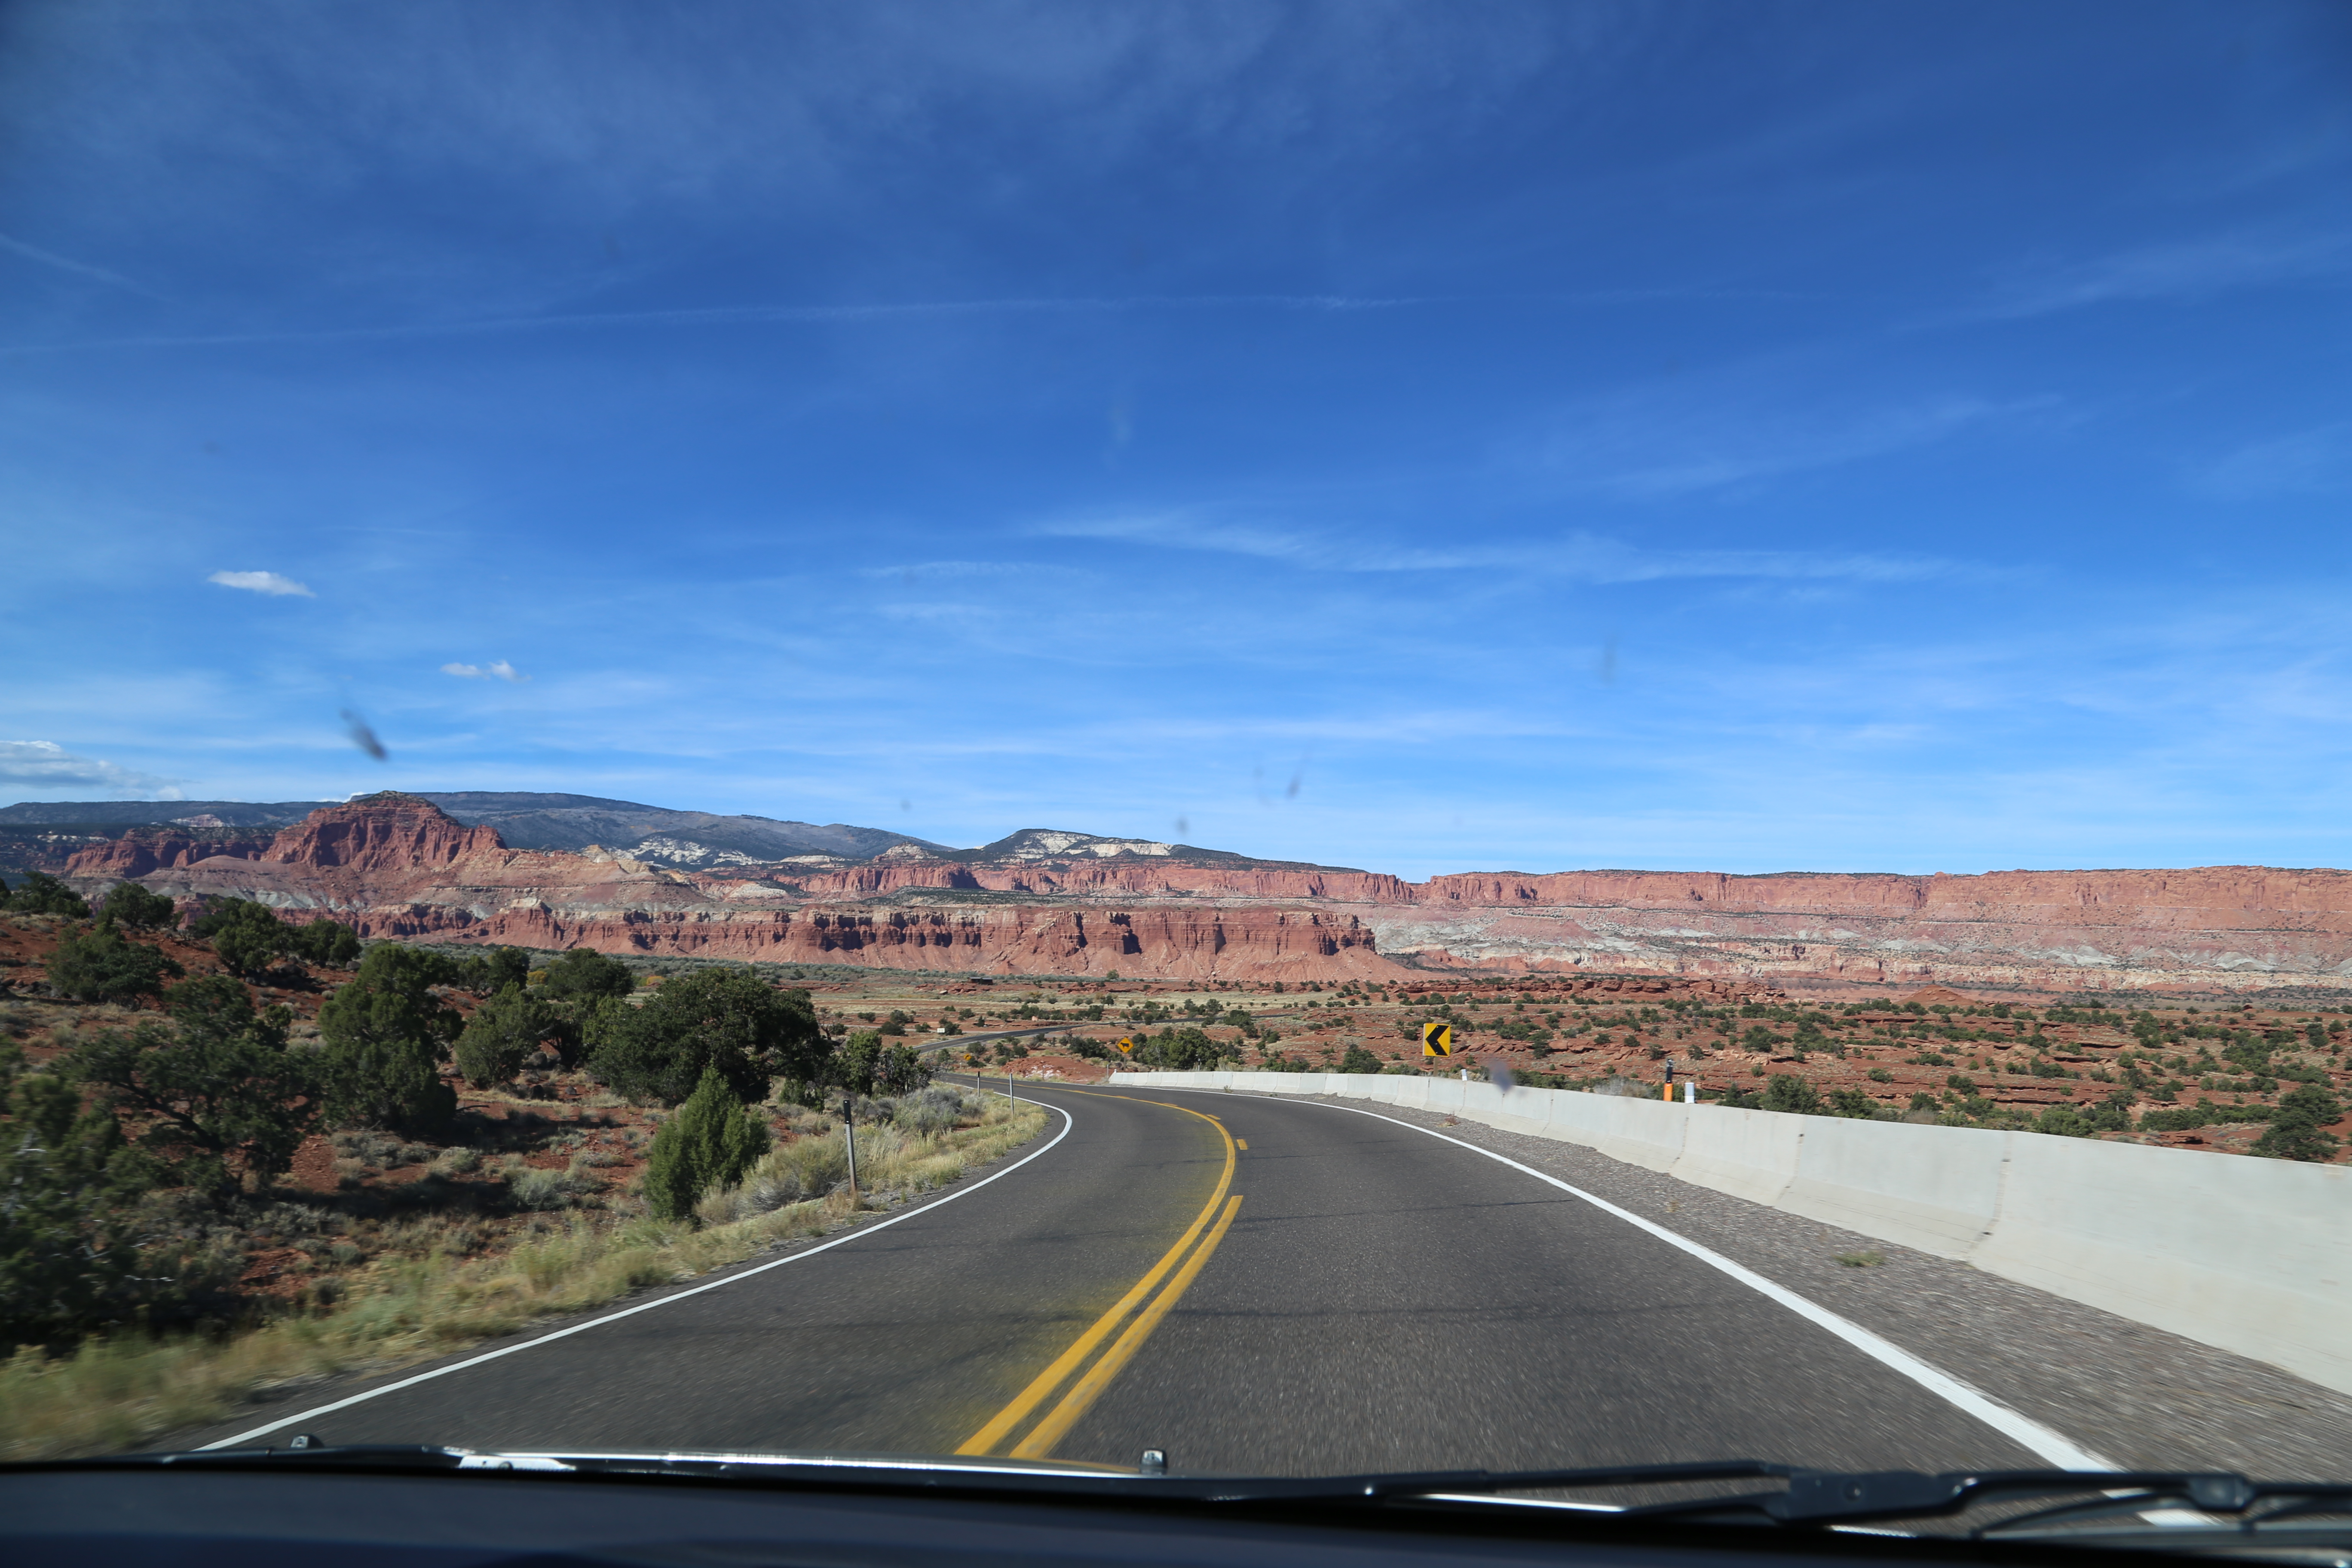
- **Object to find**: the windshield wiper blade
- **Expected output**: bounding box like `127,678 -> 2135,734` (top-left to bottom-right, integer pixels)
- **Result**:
1608,1468 -> 2352,1532
44,1446 -> 2351,1537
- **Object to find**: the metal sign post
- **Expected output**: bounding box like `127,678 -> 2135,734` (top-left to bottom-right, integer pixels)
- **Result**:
842,1095 -> 859,1199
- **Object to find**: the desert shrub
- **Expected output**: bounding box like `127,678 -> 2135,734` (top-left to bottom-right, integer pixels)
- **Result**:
1908,1091 -> 1939,1112
1825,1088 -> 1878,1119
98,882 -> 178,931
1760,1074 -> 1821,1115
508,1160 -> 601,1211
893,1087 -> 966,1135
1338,1044 -> 1382,1074
537,946 -> 635,1002
641,1067 -> 772,1221
2222,1032 -> 2275,1075
192,898 -> 294,978
2254,1084 -> 2344,1162
2033,1105 -> 2092,1138
288,918 -> 361,969
453,983 -> 562,1088
834,1030 -> 883,1096
587,967 -> 821,1107
70,976 -> 316,1198
2084,1090 -> 2137,1132
0,1057 -> 144,1345
315,945 -> 462,1133
1133,1026 -> 1235,1071
875,1042 -> 933,1096
45,927 -> 184,1004
5,871 -> 90,919
456,946 -> 531,997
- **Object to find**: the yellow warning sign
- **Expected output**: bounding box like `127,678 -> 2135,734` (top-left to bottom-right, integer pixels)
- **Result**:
1421,1021 -> 1454,1057
1117,1036 -> 1135,1055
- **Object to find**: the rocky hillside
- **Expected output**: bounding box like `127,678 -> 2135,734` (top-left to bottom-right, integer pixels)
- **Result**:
4,791 -> 955,868
40,792 -> 2352,995
80,795 -> 1391,983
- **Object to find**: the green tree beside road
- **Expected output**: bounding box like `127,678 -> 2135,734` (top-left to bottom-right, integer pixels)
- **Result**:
71,977 -> 316,1199
0,1046 -> 154,1347
44,926 -> 184,1004
2253,1084 -> 2343,1162
587,967 -> 822,1106
453,982 -> 566,1088
98,882 -> 178,931
316,945 -> 462,1132
3,871 -> 90,918
641,1066 -> 771,1221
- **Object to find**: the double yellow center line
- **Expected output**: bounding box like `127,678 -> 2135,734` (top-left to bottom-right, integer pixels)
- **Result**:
956,1093 -> 1243,1461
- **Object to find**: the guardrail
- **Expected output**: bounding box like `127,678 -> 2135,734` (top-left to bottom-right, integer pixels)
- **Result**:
1110,1069 -> 2352,1399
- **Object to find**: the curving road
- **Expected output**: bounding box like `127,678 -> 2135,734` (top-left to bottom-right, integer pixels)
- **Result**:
174,1080 -> 2089,1475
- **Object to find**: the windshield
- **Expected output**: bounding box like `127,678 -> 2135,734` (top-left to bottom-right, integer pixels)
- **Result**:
3,0 -> 2348,1528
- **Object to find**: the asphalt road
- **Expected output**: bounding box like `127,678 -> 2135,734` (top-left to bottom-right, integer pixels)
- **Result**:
173,1079 -> 2068,1476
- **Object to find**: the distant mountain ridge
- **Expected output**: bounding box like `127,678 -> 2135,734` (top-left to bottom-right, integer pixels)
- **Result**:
0,793 -> 1225,867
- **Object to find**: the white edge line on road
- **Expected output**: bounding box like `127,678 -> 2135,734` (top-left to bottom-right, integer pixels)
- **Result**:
1153,1085 -> 2116,1473
201,1102 -> 1076,1451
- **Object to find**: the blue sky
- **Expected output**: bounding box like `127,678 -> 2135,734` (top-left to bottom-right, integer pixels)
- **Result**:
3,1 -> 2347,879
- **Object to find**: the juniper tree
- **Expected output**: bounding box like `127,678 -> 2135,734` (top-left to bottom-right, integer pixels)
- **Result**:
454,982 -> 564,1088
72,976 -> 316,1198
641,1065 -> 772,1221
587,967 -> 821,1106
316,944 -> 461,1132
98,881 -> 178,931
45,925 -> 184,1004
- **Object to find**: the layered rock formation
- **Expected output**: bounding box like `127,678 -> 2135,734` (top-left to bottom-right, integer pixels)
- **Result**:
72,793 -> 2352,993
119,795 -> 1393,982
1364,867 -> 2352,992
64,827 -> 273,879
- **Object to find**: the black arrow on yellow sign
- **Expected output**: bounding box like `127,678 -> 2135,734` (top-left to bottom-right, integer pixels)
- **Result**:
1422,1021 -> 1454,1057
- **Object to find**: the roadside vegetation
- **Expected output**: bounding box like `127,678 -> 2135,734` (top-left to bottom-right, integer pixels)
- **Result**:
0,1088 -> 1041,1461
1078,974 -> 2347,1160
0,883 -> 1051,1460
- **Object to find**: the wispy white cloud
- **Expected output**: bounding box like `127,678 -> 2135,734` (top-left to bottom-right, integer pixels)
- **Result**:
3,293 -> 1433,358
1036,511 -> 1965,585
2195,422 -> 2352,500
0,739 -> 180,796
1970,231 -> 2352,321
1538,392 -> 2060,499
208,569 -> 315,597
441,659 -> 529,682
856,560 -> 1072,582
0,230 -> 161,297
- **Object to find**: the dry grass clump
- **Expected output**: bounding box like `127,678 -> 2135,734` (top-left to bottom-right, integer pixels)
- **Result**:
0,1095 -> 1046,1462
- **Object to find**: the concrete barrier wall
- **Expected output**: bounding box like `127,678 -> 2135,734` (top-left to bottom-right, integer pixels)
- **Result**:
1109,1069 -> 2352,1398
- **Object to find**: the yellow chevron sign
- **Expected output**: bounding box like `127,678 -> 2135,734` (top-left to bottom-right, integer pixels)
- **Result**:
1422,1021 -> 1454,1057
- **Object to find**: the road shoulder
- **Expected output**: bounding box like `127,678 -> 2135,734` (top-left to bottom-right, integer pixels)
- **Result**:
1258,1089 -> 2352,1479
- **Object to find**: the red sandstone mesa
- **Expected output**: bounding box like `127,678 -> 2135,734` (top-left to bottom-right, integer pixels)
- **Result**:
77,794 -> 2352,991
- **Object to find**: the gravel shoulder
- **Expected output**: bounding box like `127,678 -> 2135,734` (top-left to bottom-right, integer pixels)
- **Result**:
1263,1090 -> 2352,1480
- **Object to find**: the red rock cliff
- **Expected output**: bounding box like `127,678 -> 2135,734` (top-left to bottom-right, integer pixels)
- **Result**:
261,793 -> 507,870
67,828 -> 271,879
109,796 -> 2352,992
